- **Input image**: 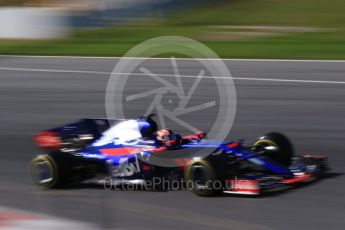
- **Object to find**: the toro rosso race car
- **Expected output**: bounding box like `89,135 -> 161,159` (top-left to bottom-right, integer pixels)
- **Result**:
30,114 -> 329,196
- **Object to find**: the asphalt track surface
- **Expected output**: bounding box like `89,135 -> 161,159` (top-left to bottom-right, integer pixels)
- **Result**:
0,56 -> 344,230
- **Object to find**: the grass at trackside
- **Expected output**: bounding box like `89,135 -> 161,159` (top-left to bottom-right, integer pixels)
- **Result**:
0,0 -> 25,7
1,0 -> 345,59
171,0 -> 345,27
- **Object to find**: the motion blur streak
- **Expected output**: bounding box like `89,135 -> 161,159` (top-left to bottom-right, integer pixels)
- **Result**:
0,56 -> 344,230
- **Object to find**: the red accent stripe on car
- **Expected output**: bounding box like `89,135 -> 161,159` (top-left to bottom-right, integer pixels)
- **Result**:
100,147 -> 143,156
226,142 -> 239,148
34,131 -> 62,150
143,165 -> 151,171
225,179 -> 260,194
182,134 -> 199,139
149,147 -> 167,153
281,174 -> 312,184
231,188 -> 260,193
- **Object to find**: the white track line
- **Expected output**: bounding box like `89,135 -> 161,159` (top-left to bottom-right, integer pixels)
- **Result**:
1,54 -> 345,63
1,66 -> 345,85
0,66 -> 109,75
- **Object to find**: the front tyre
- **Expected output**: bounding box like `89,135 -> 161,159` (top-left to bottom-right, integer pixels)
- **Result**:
252,132 -> 294,166
184,160 -> 221,197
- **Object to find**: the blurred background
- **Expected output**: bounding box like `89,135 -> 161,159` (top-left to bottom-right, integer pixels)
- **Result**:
0,0 -> 345,59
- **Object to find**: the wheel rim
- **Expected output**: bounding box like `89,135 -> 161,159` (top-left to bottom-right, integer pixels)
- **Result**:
190,165 -> 210,190
30,156 -> 56,186
252,139 -> 278,153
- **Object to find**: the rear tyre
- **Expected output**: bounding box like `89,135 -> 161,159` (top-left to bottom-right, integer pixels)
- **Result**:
184,160 -> 221,197
252,132 -> 294,166
30,152 -> 74,188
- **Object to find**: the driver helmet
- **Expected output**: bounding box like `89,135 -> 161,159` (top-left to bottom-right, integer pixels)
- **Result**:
156,129 -> 178,147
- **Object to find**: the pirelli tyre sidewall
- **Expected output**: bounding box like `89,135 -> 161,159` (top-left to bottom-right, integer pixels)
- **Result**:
30,152 -> 73,188
184,160 -> 221,197
252,132 -> 294,166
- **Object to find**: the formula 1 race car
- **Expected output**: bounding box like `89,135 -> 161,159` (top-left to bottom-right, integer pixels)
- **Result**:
30,114 -> 329,196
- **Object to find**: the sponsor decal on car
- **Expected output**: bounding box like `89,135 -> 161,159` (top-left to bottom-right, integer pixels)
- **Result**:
108,156 -> 141,177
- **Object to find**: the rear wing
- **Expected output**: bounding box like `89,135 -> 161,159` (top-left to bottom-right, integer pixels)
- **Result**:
49,118 -> 112,140
34,118 -> 117,151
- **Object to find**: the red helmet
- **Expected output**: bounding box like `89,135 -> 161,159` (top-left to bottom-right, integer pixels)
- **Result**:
156,129 -> 177,147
